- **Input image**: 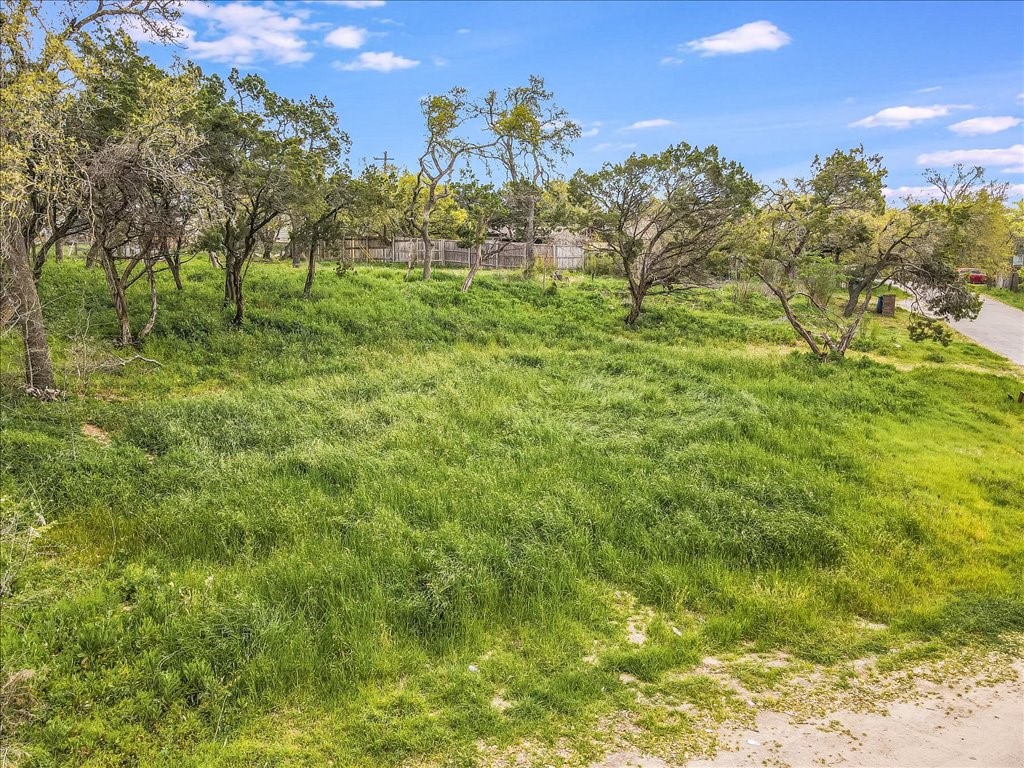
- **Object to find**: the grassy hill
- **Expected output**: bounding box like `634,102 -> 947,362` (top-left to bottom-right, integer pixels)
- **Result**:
2,261 -> 1022,766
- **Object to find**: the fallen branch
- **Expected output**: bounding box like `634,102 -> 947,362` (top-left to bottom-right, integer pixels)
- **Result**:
113,354 -> 162,367
24,386 -> 64,401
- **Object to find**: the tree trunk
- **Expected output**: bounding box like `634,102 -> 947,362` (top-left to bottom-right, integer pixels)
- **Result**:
138,260 -> 158,341
290,238 -> 301,267
162,240 -> 183,291
262,225 -> 279,262
231,262 -> 244,325
303,238 -> 317,298
32,239 -> 48,283
626,295 -> 643,326
462,244 -> 483,292
843,280 -> 866,317
54,239 -> 63,263
421,229 -> 433,281
758,276 -> 826,360
85,242 -> 100,269
835,290 -> 875,357
99,247 -> 133,346
2,221 -> 56,393
624,271 -> 646,326
224,248 -> 236,303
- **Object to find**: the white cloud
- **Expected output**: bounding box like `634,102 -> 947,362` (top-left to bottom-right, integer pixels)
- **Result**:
882,182 -> 1024,198
182,2 -> 313,65
592,142 -> 637,153
850,104 -> 972,129
328,1 -> 386,8
457,28 -> 471,34
660,56 -> 684,66
915,86 -> 942,94
119,14 -> 194,44
581,127 -> 600,138
686,21 -> 791,56
324,25 -> 367,49
336,51 -> 419,72
882,185 -> 944,200
915,144 -> 1024,169
948,116 -> 1022,136
432,56 -> 449,67
624,118 -> 674,130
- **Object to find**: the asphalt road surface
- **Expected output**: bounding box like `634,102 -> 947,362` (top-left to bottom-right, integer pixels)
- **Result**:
901,294 -> 1024,366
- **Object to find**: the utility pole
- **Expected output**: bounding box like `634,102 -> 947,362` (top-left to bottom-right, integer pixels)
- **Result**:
374,151 -> 391,173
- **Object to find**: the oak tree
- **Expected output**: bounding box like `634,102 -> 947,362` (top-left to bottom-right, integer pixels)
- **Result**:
572,143 -> 756,325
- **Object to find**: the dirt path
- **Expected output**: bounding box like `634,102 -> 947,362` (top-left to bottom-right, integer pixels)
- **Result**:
900,295 -> 1024,366
596,662 -> 1024,768
685,661 -> 1024,767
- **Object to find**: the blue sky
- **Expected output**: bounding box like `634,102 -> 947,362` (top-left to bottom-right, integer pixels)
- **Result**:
134,0 -> 1024,197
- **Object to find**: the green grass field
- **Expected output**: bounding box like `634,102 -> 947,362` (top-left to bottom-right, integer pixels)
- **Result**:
2,260 -> 1023,766
974,284 -> 1024,312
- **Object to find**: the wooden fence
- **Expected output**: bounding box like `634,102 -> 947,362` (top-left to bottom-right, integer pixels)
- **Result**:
331,238 -> 585,271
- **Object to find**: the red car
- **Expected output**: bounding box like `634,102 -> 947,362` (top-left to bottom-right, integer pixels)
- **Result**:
958,268 -> 987,285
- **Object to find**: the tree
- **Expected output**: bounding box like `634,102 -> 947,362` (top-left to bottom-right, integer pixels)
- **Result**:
296,172 -> 352,299
81,65 -> 209,345
452,179 -> 511,292
535,179 -> 588,240
60,36 -> 213,345
748,148 -> 980,360
476,76 -> 580,277
1,0 -> 183,395
344,165 -> 406,242
1009,200 -> 1024,291
408,88 -> 490,281
201,70 -> 345,324
924,165 -> 1013,280
572,143 -> 756,325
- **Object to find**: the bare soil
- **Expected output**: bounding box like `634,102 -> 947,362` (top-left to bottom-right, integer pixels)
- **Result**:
596,661 -> 1024,768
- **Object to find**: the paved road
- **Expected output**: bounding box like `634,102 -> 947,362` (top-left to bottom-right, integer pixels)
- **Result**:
900,295 -> 1024,366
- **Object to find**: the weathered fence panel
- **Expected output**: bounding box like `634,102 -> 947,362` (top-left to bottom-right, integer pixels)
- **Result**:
325,238 -> 584,271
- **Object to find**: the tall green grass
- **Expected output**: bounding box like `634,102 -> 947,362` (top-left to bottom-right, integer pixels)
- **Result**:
973,284 -> 1024,312
1,261 -> 1022,766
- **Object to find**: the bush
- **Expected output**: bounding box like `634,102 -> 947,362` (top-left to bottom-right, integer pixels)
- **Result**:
583,250 -> 622,277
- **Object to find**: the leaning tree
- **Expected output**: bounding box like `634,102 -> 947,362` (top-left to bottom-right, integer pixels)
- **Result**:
572,143 -> 756,325
746,147 -> 980,360
1,0 -> 183,396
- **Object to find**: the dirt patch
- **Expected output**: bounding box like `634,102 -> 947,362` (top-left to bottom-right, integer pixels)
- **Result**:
686,660 -> 1024,767
591,657 -> 1023,768
480,644 -> 1022,768
612,590 -> 654,647
80,423 -> 111,445
598,754 -> 672,768
490,694 -> 513,712
854,617 -> 888,632
626,618 -> 648,646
